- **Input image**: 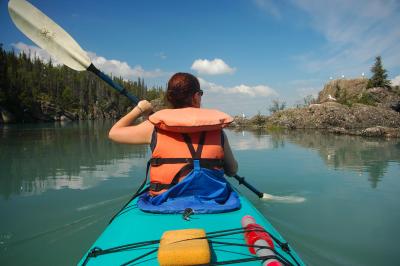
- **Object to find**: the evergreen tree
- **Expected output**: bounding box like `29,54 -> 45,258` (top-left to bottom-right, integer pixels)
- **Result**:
368,56 -> 391,89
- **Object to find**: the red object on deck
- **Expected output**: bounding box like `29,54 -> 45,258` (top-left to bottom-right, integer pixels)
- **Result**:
242,215 -> 283,266
244,223 -> 274,254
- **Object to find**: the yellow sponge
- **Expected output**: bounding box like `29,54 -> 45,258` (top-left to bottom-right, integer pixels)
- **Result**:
158,229 -> 210,266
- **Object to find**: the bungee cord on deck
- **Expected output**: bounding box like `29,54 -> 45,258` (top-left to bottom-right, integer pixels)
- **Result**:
82,227 -> 300,266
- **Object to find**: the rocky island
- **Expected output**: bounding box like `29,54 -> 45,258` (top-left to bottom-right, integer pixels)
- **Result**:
232,78 -> 400,138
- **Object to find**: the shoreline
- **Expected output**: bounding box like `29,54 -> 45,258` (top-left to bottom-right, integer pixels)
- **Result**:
229,123 -> 400,138
2,118 -> 398,139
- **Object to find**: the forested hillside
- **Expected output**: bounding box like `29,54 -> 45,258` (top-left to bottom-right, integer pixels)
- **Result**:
0,45 -> 164,123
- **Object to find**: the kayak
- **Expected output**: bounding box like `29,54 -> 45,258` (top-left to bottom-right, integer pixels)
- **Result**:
78,188 -> 306,266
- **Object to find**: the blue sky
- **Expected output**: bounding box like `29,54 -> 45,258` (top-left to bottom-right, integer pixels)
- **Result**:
1,0 -> 400,116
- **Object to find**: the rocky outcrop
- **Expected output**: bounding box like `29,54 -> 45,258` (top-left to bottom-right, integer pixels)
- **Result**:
0,101 -> 79,123
230,115 -> 260,130
0,107 -> 16,123
367,87 -> 400,110
318,78 -> 400,112
39,101 -> 78,121
36,101 -> 78,121
230,116 -> 252,128
267,102 -> 400,130
318,78 -> 369,103
329,126 -> 400,138
233,79 -> 400,138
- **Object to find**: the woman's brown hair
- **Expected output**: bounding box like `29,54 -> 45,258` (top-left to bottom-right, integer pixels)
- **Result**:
166,73 -> 200,108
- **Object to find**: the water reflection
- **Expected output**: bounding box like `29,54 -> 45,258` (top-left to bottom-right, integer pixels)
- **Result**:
267,130 -> 400,188
2,124 -> 399,198
0,121 -> 148,198
226,129 -> 400,188
227,130 -> 275,150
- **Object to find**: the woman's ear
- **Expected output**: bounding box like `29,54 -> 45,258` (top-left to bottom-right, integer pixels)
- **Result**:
192,92 -> 201,108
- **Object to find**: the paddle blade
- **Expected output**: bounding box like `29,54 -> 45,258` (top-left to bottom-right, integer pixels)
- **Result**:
262,193 -> 306,204
8,0 -> 91,71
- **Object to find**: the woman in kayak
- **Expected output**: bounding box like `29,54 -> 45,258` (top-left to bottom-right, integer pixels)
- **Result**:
109,72 -> 240,213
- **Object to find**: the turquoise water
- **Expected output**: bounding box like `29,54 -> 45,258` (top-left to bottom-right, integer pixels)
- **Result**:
0,121 -> 399,265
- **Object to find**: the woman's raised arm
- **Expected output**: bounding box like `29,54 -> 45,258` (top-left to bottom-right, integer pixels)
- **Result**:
108,100 -> 154,144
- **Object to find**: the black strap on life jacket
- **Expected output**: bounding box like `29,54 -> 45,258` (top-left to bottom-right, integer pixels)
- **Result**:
148,131 -> 224,193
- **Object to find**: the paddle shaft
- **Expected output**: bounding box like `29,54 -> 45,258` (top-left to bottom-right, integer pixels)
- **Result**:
87,64 -> 140,105
233,175 -> 264,198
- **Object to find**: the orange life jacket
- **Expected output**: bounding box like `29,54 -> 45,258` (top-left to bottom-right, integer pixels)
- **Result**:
147,108 -> 233,196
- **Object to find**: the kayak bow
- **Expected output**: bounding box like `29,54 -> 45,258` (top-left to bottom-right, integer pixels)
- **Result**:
79,188 -> 306,266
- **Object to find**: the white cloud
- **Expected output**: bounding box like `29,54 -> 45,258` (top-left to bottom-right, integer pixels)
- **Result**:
199,78 -> 277,97
12,42 -> 167,79
191,58 -> 236,75
230,84 -> 277,97
87,52 -> 166,79
197,78 -> 278,116
12,42 -> 62,65
392,75 -> 400,86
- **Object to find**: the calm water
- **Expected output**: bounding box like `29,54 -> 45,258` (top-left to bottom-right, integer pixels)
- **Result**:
1,121 -> 399,266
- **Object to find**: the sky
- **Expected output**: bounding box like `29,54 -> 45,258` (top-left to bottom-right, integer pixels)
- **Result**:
1,0 -> 400,116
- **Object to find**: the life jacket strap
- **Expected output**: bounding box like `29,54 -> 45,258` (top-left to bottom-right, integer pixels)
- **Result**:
149,158 -> 224,167
182,132 -> 206,158
149,182 -> 171,192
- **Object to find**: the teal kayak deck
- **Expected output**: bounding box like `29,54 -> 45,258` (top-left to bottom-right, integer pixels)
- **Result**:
79,191 -> 305,265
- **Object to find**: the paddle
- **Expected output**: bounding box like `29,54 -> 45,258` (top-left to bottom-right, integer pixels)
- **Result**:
8,0 -> 139,104
233,175 -> 305,203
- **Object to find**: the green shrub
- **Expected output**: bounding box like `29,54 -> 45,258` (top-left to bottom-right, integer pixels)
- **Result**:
251,111 -> 266,126
266,124 -> 283,131
358,92 -> 376,106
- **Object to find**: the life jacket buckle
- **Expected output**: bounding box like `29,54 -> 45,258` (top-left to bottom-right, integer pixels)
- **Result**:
183,208 -> 194,221
150,182 -> 170,192
151,158 -> 162,166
